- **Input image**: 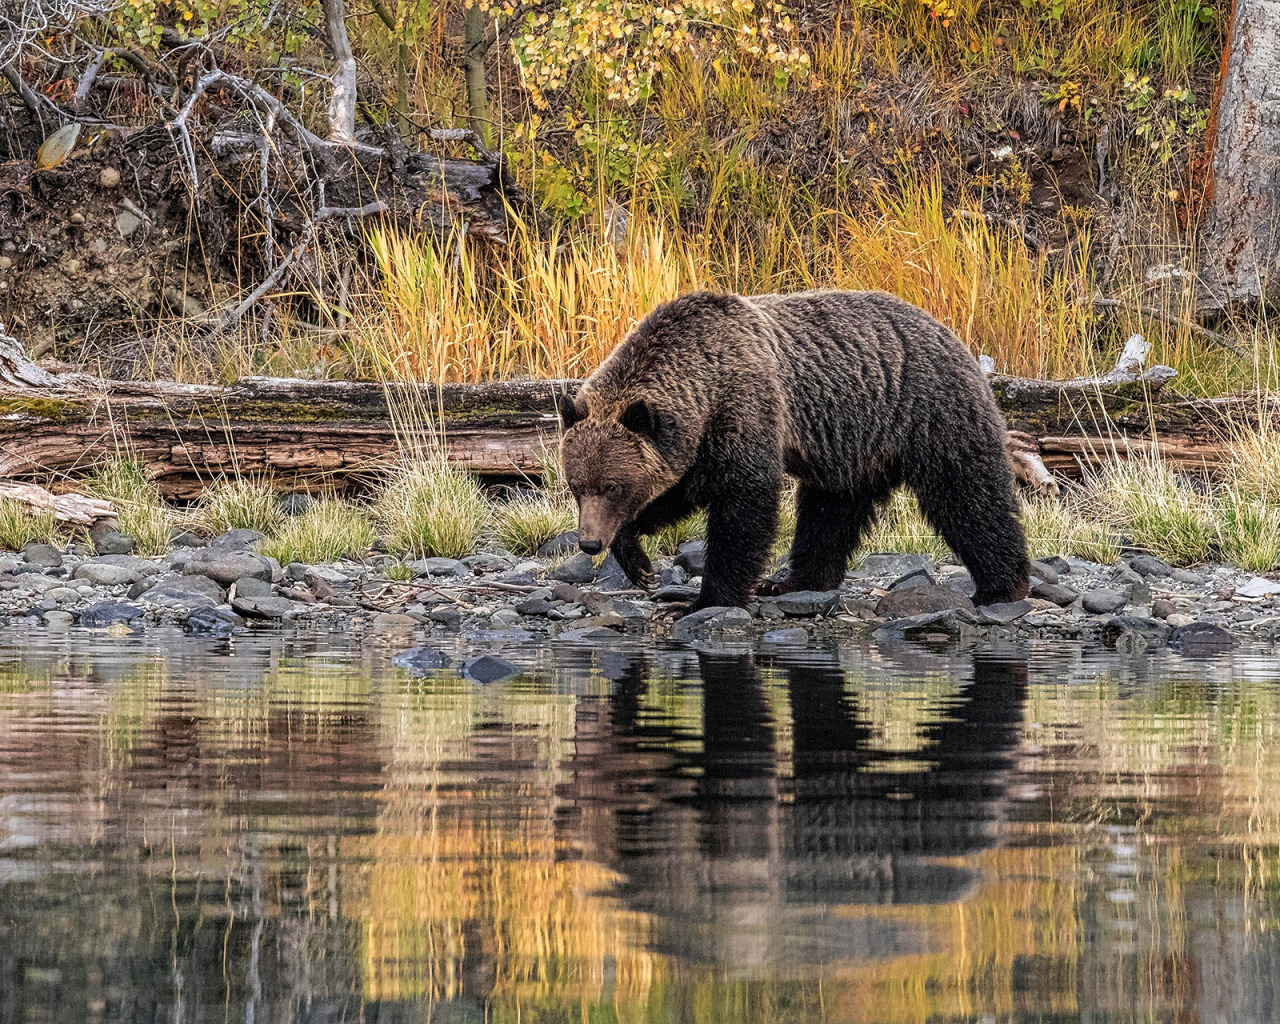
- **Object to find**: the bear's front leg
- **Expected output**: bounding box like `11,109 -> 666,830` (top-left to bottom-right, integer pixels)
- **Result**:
609,524 -> 657,592
693,476 -> 780,611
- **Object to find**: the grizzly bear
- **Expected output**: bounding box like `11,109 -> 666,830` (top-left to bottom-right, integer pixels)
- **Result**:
556,289 -> 1030,611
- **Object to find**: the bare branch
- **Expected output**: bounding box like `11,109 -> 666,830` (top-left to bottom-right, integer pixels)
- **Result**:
321,0 -> 358,144
1089,295 -> 1245,358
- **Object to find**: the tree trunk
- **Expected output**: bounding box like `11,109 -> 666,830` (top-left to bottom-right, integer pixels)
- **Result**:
322,0 -> 360,145
1198,0 -> 1280,309
464,4 -> 493,149
0,342 -> 1272,498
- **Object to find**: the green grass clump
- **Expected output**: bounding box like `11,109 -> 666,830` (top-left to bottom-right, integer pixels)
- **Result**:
384,561 -> 419,581
260,498 -> 375,565
493,492 -> 576,556
1020,496 -> 1121,565
1092,458 -> 1216,566
191,476 -> 285,537
375,460 -> 489,559
1226,423 -> 1280,502
642,510 -> 707,560
0,498 -> 58,552
85,457 -> 176,556
861,490 -> 950,561
1217,488 -> 1280,572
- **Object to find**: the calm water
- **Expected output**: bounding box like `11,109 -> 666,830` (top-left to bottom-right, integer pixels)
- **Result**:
1,627 -> 1278,1023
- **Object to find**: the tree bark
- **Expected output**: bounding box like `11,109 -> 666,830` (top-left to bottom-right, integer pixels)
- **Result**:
464,4 -> 493,149
0,342 -> 1271,498
322,0 -> 360,145
1198,0 -> 1280,309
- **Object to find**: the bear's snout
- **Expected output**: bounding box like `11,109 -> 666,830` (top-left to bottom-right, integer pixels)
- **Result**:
578,538 -> 603,555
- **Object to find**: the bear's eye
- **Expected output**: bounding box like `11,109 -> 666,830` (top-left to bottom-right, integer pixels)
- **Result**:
603,483 -> 621,497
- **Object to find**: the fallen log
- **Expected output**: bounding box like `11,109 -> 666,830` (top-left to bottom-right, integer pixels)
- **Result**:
0,335 -> 1272,499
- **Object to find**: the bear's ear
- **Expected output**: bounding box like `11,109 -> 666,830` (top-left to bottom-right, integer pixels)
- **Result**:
555,392 -> 585,430
620,399 -> 657,437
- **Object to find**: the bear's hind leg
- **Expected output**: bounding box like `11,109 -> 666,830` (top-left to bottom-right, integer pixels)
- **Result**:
912,455 -> 1030,606
786,485 -> 880,592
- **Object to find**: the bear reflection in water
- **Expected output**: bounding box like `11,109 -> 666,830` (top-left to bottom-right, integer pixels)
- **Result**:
574,648 -> 1028,971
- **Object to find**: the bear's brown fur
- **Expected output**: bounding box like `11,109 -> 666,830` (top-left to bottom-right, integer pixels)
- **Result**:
557,289 -> 1030,610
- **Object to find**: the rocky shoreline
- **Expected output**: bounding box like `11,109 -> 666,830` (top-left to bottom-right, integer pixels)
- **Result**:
3,528 -> 1277,668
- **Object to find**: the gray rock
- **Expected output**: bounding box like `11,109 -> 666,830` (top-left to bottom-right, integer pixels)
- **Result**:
537,531 -> 580,558
305,565 -> 353,591
490,608 -> 523,628
515,597 -> 557,616
1129,555 -> 1174,578
429,605 -> 462,628
762,627 -> 809,645
674,540 -> 707,575
139,575 -> 228,616
777,590 -> 841,617
1100,615 -> 1171,650
558,626 -> 624,641
92,531 -> 135,555
208,529 -> 267,552
1172,568 -> 1205,586
973,599 -> 1032,624
94,554 -> 165,576
1040,555 -> 1072,575
231,594 -> 310,620
551,552 -> 597,584
876,585 -> 971,618
230,577 -> 274,599
889,568 -> 935,590
1082,589 -> 1128,615
463,553 -> 514,573
1032,582 -> 1080,607
1029,560 -> 1061,586
1234,576 -> 1280,599
22,542 -> 63,568
594,553 -> 632,590
613,599 -> 654,621
580,591 -> 616,615
182,549 -> 274,585
878,610 -> 963,637
654,584 -> 701,602
1151,598 -> 1177,619
184,606 -> 243,635
412,557 -> 471,578
550,582 -> 582,603
78,601 -> 145,627
392,647 -> 454,672
463,654 -> 521,684
861,553 -> 934,577
672,606 -> 752,641
73,562 -> 141,587
277,493 -> 312,516
373,612 -> 417,628
42,610 -> 73,628
169,530 -> 206,548
661,565 -> 689,587
1169,621 -> 1239,656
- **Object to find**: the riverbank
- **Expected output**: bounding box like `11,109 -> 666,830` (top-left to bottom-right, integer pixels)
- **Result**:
5,528 -> 1276,666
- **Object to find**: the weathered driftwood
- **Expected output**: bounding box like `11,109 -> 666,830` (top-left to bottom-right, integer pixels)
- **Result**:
0,338 -> 1271,498
0,480 -> 115,524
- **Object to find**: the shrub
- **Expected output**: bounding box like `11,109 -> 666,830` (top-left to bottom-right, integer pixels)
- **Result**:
376,460 -> 489,559
261,498 -> 375,565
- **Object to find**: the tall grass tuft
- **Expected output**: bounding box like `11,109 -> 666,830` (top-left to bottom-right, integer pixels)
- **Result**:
85,457 -> 176,556
376,459 -> 489,559
862,490 -> 951,561
1090,456 -> 1217,566
260,498 -> 375,565
642,511 -> 708,560
1217,489 -> 1280,572
1020,495 -> 1121,565
0,498 -> 58,552
493,491 -> 576,556
191,476 -> 285,537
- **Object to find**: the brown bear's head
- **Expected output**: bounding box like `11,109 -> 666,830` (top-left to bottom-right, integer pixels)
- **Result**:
555,392 -> 680,555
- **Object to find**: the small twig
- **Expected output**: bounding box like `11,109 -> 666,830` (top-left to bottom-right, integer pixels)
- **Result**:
208,230 -> 313,339
1090,296 -> 1244,357
315,200 -> 388,221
